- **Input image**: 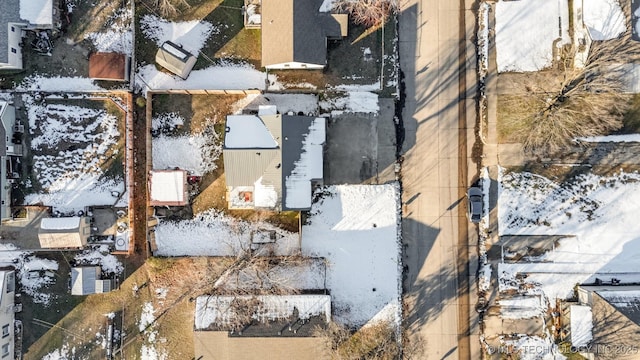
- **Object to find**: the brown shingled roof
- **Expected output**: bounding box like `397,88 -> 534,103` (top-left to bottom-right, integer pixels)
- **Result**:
89,52 -> 128,81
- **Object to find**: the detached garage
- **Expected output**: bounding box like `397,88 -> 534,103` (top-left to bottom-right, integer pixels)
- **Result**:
38,217 -> 91,249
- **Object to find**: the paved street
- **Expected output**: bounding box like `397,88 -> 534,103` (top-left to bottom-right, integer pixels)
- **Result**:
399,0 -> 479,358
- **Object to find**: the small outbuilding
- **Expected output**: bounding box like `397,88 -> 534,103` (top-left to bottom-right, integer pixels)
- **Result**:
89,52 -> 131,81
155,41 -> 197,79
70,266 -> 112,295
38,216 -> 91,249
149,169 -> 189,206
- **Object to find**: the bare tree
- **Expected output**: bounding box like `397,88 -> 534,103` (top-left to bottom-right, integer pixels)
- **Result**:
153,0 -> 190,18
502,33 -> 640,155
333,0 -> 398,27
314,321 -> 403,360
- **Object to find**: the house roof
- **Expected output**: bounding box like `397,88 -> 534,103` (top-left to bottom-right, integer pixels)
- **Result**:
89,52 -> 128,81
596,288 -> 640,326
20,0 -> 53,25
38,217 -> 89,248
261,0 -> 345,68
223,112 -> 325,210
194,331 -> 328,360
149,170 -> 188,206
70,266 -> 100,295
0,0 -> 21,65
194,294 -> 332,330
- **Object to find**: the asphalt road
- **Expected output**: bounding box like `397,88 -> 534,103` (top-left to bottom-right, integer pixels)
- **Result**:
399,0 -> 478,358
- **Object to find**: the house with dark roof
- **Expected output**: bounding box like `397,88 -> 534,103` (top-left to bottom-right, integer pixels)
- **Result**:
260,0 -> 347,70
193,294 -> 330,360
223,106 -> 325,211
0,0 -> 58,70
571,285 -> 640,359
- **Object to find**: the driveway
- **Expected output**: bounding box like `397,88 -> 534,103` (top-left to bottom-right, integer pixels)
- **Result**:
324,98 -> 396,185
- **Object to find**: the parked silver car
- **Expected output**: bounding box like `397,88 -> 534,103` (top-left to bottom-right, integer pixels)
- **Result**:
467,187 -> 483,223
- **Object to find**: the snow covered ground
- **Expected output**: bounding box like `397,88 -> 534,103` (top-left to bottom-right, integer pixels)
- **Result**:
320,83 -> 380,114
301,184 -> 401,326
74,245 -> 124,275
153,210 -> 299,257
583,0 -> 626,40
152,132 -> 220,176
138,302 -> 167,360
500,335 -> 565,360
495,0 -> 570,72
0,244 -> 59,305
86,6 -> 133,54
140,14 -> 217,55
23,96 -> 125,212
135,63 -> 279,93
498,169 -> 640,301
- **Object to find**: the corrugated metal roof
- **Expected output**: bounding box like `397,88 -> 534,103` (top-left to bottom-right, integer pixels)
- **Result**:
71,266 -> 100,295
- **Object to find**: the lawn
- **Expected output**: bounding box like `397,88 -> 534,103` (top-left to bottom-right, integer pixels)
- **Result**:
24,257 -> 232,359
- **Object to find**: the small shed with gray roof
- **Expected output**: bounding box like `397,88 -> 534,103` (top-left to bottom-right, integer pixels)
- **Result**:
70,266 -> 112,295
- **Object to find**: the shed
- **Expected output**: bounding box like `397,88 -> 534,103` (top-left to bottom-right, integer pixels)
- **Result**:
149,169 -> 189,206
89,52 -> 131,81
155,41 -> 197,79
70,266 -> 112,295
38,217 -> 90,249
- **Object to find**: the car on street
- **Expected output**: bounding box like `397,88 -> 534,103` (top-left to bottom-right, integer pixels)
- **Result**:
467,187 -> 483,223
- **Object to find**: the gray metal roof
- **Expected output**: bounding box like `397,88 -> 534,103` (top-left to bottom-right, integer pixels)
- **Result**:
0,0 -> 21,65
261,0 -> 344,67
281,115 -> 314,210
71,266 -> 100,295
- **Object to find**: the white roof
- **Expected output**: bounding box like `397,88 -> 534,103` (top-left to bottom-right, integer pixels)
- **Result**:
40,217 -> 82,230
285,117 -> 325,209
20,0 -> 53,25
225,115 -> 278,149
194,294 -> 331,330
150,170 -> 186,204
570,305 -> 593,347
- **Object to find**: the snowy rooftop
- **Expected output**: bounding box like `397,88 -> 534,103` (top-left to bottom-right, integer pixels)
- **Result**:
40,217 -> 83,230
194,294 -> 331,330
570,305 -> 593,347
223,112 -> 325,211
582,0 -> 626,40
20,0 -> 52,25
596,289 -> 640,325
283,117 -> 325,210
302,184 -> 401,326
224,115 -> 278,149
149,170 -> 188,206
